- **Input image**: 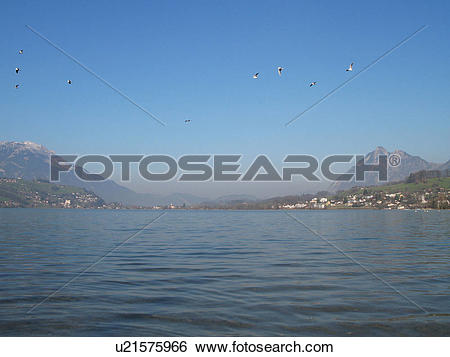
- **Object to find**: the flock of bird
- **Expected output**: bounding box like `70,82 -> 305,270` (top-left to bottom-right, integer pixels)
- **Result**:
252,62 -> 354,88
13,48 -> 354,125
14,49 -> 72,90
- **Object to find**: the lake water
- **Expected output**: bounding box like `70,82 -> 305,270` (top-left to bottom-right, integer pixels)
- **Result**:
0,209 -> 449,336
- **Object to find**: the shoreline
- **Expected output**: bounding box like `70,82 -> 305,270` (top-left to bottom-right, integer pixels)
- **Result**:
0,206 -> 445,211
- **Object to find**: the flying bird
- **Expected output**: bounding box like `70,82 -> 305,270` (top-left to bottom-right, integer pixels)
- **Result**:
309,82 -> 317,87
19,49 -> 23,54
346,62 -> 354,72
67,80 -> 72,85
15,67 -> 20,74
277,67 -> 284,76
15,84 -> 19,89
253,72 -> 259,79
184,119 -> 191,124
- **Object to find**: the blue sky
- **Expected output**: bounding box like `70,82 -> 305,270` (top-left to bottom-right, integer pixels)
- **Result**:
1,0 -> 449,196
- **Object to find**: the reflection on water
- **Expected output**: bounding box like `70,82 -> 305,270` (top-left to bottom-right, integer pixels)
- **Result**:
0,209 -> 449,336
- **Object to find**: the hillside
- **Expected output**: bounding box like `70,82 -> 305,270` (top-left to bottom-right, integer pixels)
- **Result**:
194,176 -> 450,210
0,178 -> 107,208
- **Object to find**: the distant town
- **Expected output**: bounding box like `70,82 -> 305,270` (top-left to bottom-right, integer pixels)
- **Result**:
192,170 -> 450,210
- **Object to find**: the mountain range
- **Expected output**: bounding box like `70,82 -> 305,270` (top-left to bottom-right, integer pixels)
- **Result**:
0,141 -> 448,204
0,141 -> 205,206
329,146 -> 446,192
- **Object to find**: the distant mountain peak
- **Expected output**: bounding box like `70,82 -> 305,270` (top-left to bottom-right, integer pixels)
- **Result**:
391,149 -> 409,157
331,146 -> 445,192
23,141 -> 45,149
0,141 -> 53,154
367,146 -> 389,157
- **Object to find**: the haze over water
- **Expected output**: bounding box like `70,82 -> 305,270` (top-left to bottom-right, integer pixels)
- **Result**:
0,209 -> 448,336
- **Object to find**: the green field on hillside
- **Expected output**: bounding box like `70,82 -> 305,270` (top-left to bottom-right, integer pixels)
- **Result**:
366,177 -> 450,193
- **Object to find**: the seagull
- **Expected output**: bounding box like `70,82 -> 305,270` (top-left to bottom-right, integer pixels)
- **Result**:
184,119 -> 191,124
19,49 -> 23,54
277,67 -> 284,76
15,67 -> 20,74
67,80 -> 72,85
253,72 -> 259,79
309,81 -> 317,87
346,62 -> 354,72
15,84 -> 19,89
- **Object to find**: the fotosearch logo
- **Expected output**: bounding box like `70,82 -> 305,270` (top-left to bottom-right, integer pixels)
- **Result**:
50,154 -> 400,183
